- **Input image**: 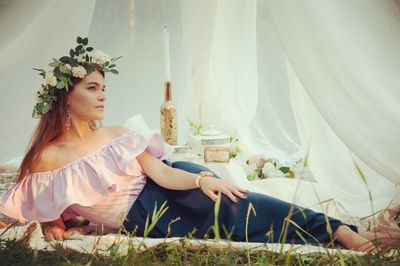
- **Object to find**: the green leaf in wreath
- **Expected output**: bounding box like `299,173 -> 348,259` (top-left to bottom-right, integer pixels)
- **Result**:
86,47 -> 93,52
82,37 -> 88,45
75,45 -> 83,52
108,64 -> 116,68
110,69 -> 119,74
32,68 -> 45,73
111,56 -> 123,62
69,49 -> 75,57
77,36 -> 83,44
49,61 -> 59,67
42,103 -> 51,114
59,56 -> 70,62
59,65 -> 67,73
56,81 -> 65,89
58,75 -> 67,81
87,65 -> 95,73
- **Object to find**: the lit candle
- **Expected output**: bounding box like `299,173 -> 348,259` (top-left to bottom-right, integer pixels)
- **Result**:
163,25 -> 171,81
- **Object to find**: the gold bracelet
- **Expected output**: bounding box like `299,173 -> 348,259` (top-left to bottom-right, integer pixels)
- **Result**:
195,171 -> 214,188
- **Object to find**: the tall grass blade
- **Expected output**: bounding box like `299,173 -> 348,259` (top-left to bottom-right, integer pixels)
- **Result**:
212,192 -> 222,240
245,203 -> 257,243
143,200 -> 169,238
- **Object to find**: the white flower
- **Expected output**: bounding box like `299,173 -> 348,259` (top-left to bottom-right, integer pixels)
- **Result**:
65,64 -> 72,70
262,162 -> 285,178
247,154 -> 267,169
36,91 -> 43,103
72,66 -> 87,78
91,50 -> 111,65
36,86 -> 48,102
261,162 -> 275,176
43,71 -> 57,87
244,163 -> 258,176
269,169 -> 285,178
76,54 -> 86,63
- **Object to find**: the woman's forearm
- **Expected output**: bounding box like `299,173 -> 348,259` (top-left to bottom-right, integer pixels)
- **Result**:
137,151 -> 246,203
156,166 -> 199,190
137,151 -> 204,190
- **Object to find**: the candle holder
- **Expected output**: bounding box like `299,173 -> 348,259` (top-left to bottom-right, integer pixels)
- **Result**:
160,81 -> 177,145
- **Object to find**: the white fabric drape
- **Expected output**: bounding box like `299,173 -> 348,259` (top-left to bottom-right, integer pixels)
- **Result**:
180,0 -> 258,150
288,61 -> 398,216
180,0 -> 302,160
0,0 -> 96,163
178,0 -> 400,217
265,0 -> 400,185
264,0 -> 400,216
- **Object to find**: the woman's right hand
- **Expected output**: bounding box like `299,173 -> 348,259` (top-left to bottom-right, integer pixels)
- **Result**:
44,225 -> 92,241
199,176 -> 248,203
44,225 -> 67,241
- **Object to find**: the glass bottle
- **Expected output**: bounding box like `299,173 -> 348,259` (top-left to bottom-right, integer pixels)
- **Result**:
160,81 -> 177,145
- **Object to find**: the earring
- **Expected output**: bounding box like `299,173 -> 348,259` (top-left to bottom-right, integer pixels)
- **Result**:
65,111 -> 71,131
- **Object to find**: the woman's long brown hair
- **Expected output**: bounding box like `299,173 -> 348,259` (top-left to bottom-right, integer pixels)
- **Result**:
17,64 -> 104,183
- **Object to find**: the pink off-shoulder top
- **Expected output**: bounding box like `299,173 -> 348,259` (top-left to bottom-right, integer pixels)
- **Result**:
0,131 -> 172,229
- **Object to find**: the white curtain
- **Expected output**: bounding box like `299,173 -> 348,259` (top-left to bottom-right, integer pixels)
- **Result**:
180,0 -> 259,150
0,0 -> 96,163
0,0 -> 399,217
264,0 -> 400,216
180,0 -> 302,160
178,0 -> 400,216
265,0 -> 400,184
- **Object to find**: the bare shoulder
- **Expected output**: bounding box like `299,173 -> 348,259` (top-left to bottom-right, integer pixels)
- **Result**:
30,144 -> 62,173
98,125 -> 129,138
30,126 -> 129,173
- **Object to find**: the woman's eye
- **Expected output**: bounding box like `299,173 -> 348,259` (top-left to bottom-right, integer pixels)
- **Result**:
88,87 -> 96,91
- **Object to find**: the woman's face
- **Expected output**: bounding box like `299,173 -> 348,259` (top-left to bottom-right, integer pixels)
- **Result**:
67,70 -> 106,121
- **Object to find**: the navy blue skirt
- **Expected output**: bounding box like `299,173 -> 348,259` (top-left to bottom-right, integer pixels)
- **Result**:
123,161 -> 357,244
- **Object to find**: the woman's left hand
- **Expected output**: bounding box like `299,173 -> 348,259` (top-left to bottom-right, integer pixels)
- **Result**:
199,176 -> 248,203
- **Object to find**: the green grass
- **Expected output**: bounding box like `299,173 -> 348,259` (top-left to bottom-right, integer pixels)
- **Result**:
0,236 -> 399,266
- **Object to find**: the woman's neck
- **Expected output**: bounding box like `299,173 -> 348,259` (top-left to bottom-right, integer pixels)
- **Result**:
59,119 -> 94,141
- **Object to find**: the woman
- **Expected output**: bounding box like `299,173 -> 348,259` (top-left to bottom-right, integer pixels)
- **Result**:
0,37 -> 388,252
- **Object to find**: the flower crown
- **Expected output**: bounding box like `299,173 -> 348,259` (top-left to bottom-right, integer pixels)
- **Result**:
33,36 -> 121,117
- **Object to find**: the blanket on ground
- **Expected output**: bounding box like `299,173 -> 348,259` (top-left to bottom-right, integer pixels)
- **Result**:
1,220 -> 362,256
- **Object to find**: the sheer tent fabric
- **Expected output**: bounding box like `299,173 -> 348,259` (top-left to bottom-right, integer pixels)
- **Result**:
264,0 -> 400,215
0,0 -> 96,164
0,0 -> 399,218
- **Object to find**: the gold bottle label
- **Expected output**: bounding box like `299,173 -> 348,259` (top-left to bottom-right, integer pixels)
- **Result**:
160,82 -> 177,145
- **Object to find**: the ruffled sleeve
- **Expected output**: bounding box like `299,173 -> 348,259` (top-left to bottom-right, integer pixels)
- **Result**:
0,131 -> 173,223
